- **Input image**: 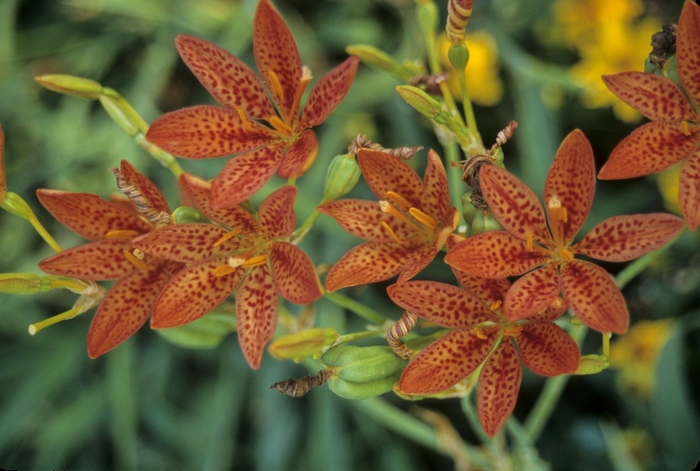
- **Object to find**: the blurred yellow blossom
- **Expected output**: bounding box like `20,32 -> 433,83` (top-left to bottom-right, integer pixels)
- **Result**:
440,31 -> 503,106
550,0 -> 644,46
609,319 -> 675,399
657,162 -> 683,216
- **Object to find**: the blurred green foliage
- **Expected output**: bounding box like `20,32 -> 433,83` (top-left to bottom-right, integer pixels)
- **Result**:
1,0 -> 699,470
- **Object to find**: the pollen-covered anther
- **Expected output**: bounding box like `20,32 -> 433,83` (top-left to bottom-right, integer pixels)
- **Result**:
526,231 -> 534,252
267,70 -> 285,106
385,191 -> 412,211
503,325 -> 523,337
214,255 -> 245,277
123,249 -> 149,270
547,195 -> 568,222
235,108 -> 253,131
558,248 -> 575,262
212,228 -> 243,247
379,201 -> 421,231
105,229 -> 140,239
549,296 -> 564,309
241,253 -> 268,268
408,207 -> 436,230
473,326 -> 489,340
489,300 -> 503,311
680,121 -> 695,136
381,221 -> 404,245
268,115 -> 294,137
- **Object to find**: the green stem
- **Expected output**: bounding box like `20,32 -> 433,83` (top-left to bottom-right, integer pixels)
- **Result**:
133,134 -> 183,178
324,292 -> 389,326
460,393 -> 492,445
455,68 -> 482,151
336,328 -> 386,345
27,214 -> 63,253
614,230 -> 683,290
291,209 -> 321,244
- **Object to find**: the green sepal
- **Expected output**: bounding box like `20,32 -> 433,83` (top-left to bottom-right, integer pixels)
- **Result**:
320,345 -> 407,383
469,211 -> 503,235
155,312 -> 236,350
323,154 -> 361,202
171,206 -> 210,224
328,374 -> 400,400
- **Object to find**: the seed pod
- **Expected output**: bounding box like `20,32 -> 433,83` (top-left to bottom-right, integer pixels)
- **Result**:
34,74 -> 104,100
396,85 -> 449,123
0,273 -> 43,294
575,354 -> 609,375
171,206 -> 210,224
323,154 -> 362,202
268,327 -> 339,362
470,211 -> 503,235
320,345 -> 407,384
328,375 -> 401,400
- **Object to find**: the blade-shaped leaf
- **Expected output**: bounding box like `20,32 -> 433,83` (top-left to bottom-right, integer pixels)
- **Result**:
132,224 -> 238,263
677,1 -> 700,109
277,130 -> 318,179
679,147 -> 700,230
517,320 -> 579,376
300,56 -> 359,128
478,339 -> 522,437
573,214 -> 685,261
598,122 -> 698,179
258,185 -> 296,239
270,241 -> 323,304
561,260 -> 628,334
358,149 -> 423,208
39,239 -> 137,281
175,34 -> 275,119
324,241 -> 411,292
503,264 -> 560,321
387,280 -> 492,327
236,264 -> 277,369
399,329 -> 494,394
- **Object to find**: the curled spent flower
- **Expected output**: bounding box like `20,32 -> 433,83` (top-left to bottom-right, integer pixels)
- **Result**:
446,0 -> 474,44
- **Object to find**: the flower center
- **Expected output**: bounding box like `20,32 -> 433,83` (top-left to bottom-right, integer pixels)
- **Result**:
378,191 -> 437,244
123,248 -> 149,270
213,246 -> 268,277
680,120 -> 700,136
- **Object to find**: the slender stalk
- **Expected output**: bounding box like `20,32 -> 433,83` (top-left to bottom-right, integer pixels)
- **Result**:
336,328 -> 386,345
133,134 -> 183,178
27,214 -> 63,253
460,393 -> 492,445
28,305 -> 83,335
443,142 -> 465,223
291,209 -> 321,244
615,230 -> 683,289
324,292 -> 389,326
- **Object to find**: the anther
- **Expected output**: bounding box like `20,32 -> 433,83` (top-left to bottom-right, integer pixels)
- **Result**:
558,248 -> 575,262
267,70 -> 286,105
381,221 -> 404,245
473,327 -> 488,340
123,249 -> 149,270
236,108 -> 253,131
408,208 -> 436,230
212,228 -> 243,248
241,254 -> 268,268
547,195 -> 568,222
106,230 -> 140,239
489,300 -> 502,311
680,121 -> 692,136
385,191 -> 412,211
379,201 -> 420,230
504,325 -> 523,337
526,232 -> 534,252
268,115 -> 294,136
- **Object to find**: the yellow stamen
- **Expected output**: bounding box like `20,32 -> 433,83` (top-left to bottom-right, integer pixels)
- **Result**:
379,201 -> 421,231
547,195 -> 568,222
559,248 -> 575,262
489,300 -> 502,311
381,221 -> 404,245
549,296 -> 564,309
242,254 -> 268,268
385,191 -> 412,211
504,325 -> 523,337
526,232 -> 534,252
214,263 -> 238,277
473,327 -> 488,340
267,70 -> 285,105
236,108 -> 253,131
28,306 -> 82,335
212,228 -> 243,247
680,121 -> 692,136
123,249 -> 149,270
408,207 -> 436,230
268,115 -> 293,136
106,230 -> 139,239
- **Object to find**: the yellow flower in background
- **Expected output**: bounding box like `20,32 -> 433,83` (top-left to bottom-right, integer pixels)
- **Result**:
550,0 -> 644,46
609,319 -> 675,399
657,163 -> 683,216
440,31 -> 503,107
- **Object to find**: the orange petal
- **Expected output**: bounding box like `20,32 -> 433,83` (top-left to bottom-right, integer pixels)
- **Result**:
317,199 -> 418,243
503,264 -> 560,321
453,271 -> 511,306
253,0 -> 301,118
236,264 -> 277,369
175,34 -> 275,119
324,241 -> 411,292
478,339 -> 521,437
479,165 -> 549,243
598,122 -> 698,179
87,261 -> 180,358
561,260 -> 628,334
277,130 -> 319,178
677,1 -> 700,109
270,241 -> 323,304
517,320 -> 579,376
573,214 -> 685,262
537,301 -> 569,322
679,147 -> 700,230
544,130 -> 595,244
358,149 -> 424,208
258,185 -> 297,239
387,280 -> 493,327
39,239 -> 137,280
210,145 -> 283,209
601,72 -> 696,121
397,244 -> 438,283
119,160 -> 170,213
445,231 -> 549,279
399,329 -> 494,394
37,190 -> 148,240
132,224 -> 238,263
146,105 -> 277,159
151,258 -> 243,328
299,56 -> 360,128
420,149 -> 452,221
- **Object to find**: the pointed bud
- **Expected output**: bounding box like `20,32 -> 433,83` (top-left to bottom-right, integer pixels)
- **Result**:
0,273 -> 43,294
269,327 -> 339,362
396,85 -> 449,123
415,0 -> 439,39
346,45 -> 403,75
171,206 -> 210,224
35,74 -> 104,100
323,154 -> 362,202
2,192 -> 34,220
98,94 -> 149,137
320,345 -> 407,383
470,211 -> 503,235
574,354 -> 609,375
448,43 -> 470,70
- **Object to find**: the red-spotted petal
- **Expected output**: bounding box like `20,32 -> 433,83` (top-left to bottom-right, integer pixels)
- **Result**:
175,34 -> 275,119
277,130 -> 319,179
452,271 -> 511,306
317,199 -> 417,243
87,261 -> 180,358
537,300 -> 569,322
397,244 -> 438,283
258,185 -> 296,239
387,281 -> 493,328
399,329 -> 495,394
253,0 -> 301,118
573,214 -> 685,262
601,72 -> 696,121
178,173 -> 261,233
269,241 -> 322,304
324,241 -> 411,292
598,121 -> 699,179
358,149 -> 423,208
118,160 -> 170,214
561,260 -> 628,334
37,190 -> 148,240
236,264 -> 277,369
151,258 -> 244,328
478,339 -> 521,437
39,239 -> 137,280
299,57 -> 359,128
210,145 -> 283,209
479,165 -> 549,243
680,147 -> 700,230
517,320 -> 579,376
503,264 -> 560,321
132,224 -> 239,263
544,130 -> 595,244
146,106 -> 277,159
677,1 -> 700,109
445,232 -> 549,279
420,149 -> 451,221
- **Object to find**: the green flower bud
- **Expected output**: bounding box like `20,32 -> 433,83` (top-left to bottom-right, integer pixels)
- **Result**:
574,354 -> 609,375
323,154 -> 361,201
328,375 -> 400,400
320,345 -> 407,383
155,312 -> 236,350
2,192 -> 34,220
0,273 -> 43,294
34,74 -> 104,100
469,211 -> 503,235
448,43 -> 470,70
171,206 -> 210,224
415,0 -> 439,39
396,85 -> 449,123
346,44 -> 402,75
268,327 -> 339,362
98,93 -> 149,137
461,191 -> 480,225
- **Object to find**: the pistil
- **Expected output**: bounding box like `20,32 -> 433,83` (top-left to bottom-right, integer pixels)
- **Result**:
106,230 -> 140,239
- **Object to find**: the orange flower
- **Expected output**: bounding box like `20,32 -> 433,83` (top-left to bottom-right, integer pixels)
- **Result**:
317,148 -> 459,292
37,161 -> 182,358
388,242 -> 578,437
146,0 -> 358,208
132,175 -> 323,369
446,130 -> 684,334
599,1 -> 700,229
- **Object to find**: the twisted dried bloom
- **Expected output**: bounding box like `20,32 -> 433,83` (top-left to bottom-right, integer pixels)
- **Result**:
446,0 -> 474,44
146,0 -> 358,208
